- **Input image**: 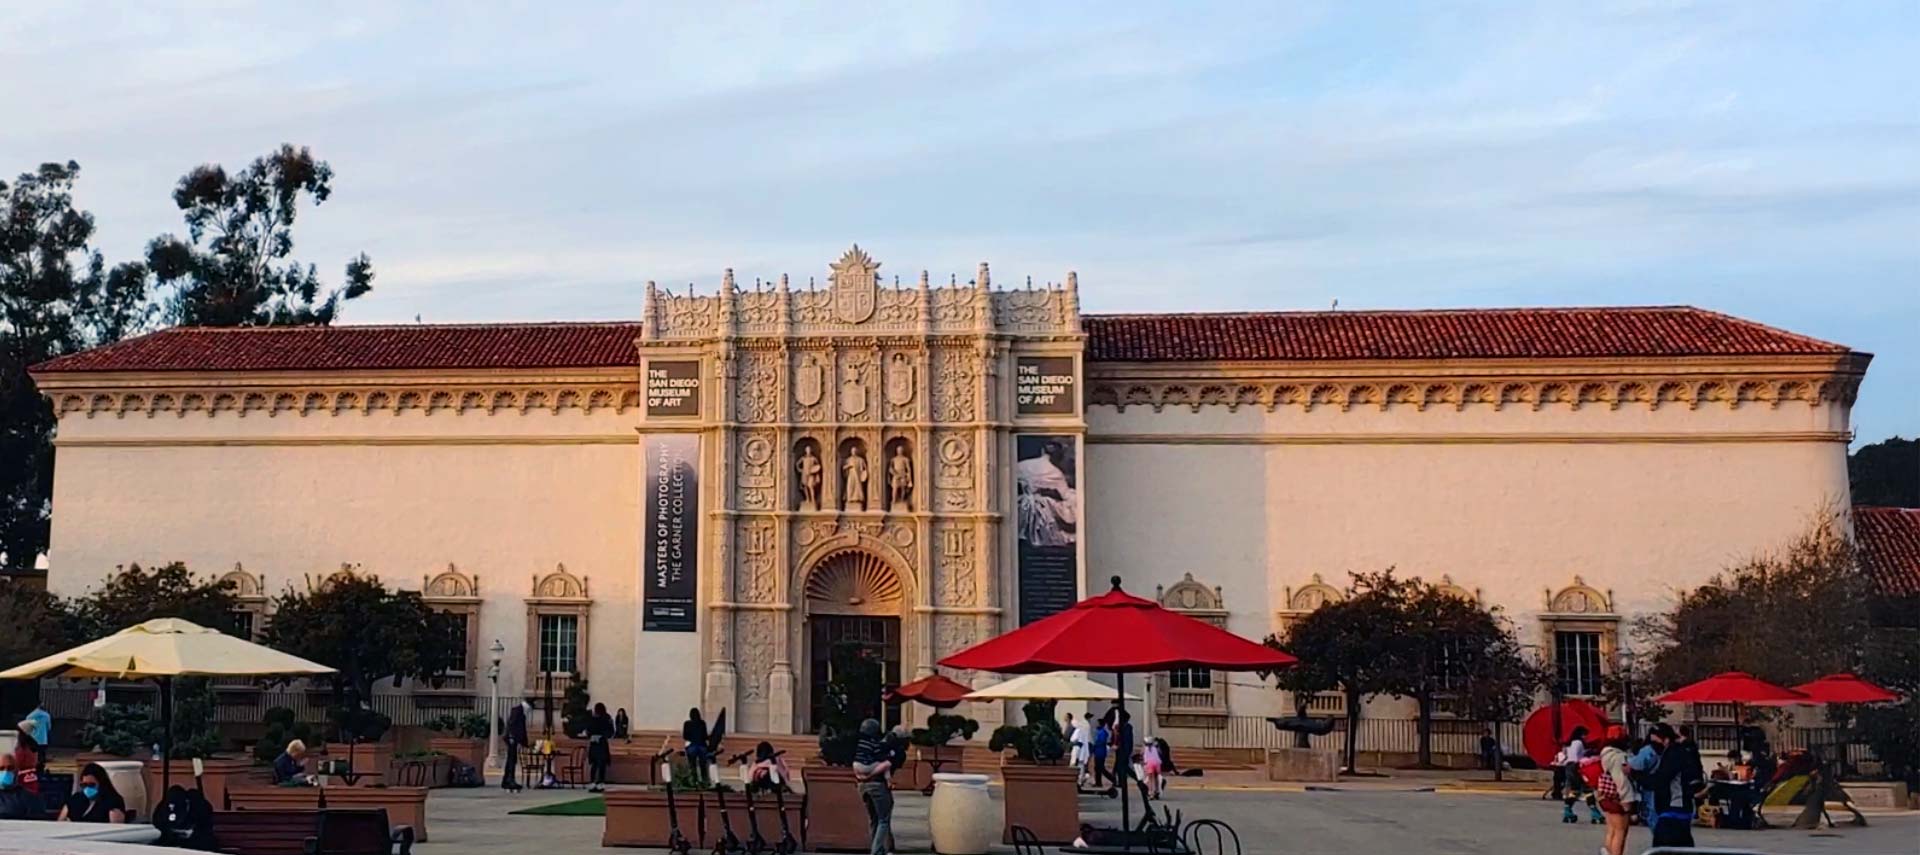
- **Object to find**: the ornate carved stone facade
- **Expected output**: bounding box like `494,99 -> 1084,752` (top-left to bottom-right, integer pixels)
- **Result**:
640,246 -> 1084,733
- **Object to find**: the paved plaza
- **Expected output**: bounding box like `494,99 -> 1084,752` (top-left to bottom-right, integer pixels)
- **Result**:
415,784 -> 1919,855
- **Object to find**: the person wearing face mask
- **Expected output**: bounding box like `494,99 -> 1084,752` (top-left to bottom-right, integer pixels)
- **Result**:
58,763 -> 126,823
6,720 -> 41,795
0,753 -> 42,819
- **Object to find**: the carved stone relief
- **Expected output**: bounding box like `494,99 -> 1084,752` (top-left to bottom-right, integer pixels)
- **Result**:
739,431 -> 776,511
738,612 -> 775,701
838,438 -> 870,512
935,433 -> 974,510
936,524 -> 977,608
885,352 -> 917,420
932,350 -> 976,422
840,352 -> 873,419
736,352 -> 781,423
884,437 -> 914,512
739,520 -> 776,604
795,352 -> 826,408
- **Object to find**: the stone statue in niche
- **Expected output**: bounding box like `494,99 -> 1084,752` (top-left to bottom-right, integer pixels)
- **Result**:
795,440 -> 824,512
888,442 -> 914,512
841,442 -> 869,512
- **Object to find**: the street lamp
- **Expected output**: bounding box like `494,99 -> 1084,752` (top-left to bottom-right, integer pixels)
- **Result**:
1619,647 -> 1639,737
484,639 -> 505,775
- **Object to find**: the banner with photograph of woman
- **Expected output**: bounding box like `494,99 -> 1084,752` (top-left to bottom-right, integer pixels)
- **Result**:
1016,434 -> 1080,625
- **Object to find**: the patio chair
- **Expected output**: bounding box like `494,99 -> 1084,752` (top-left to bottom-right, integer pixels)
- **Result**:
519,747 -> 548,789
559,745 -> 588,789
393,760 -> 429,788
1010,825 -> 1046,855
1182,819 -> 1241,855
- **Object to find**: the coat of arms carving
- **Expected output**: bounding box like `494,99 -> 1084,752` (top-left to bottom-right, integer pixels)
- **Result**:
885,353 -> 916,407
795,353 -> 825,406
829,244 -> 879,324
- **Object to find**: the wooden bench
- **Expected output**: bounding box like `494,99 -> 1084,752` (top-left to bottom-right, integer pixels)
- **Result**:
212,809 -> 320,855
214,808 -> 414,855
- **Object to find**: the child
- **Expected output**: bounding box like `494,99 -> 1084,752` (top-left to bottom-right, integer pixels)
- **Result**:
1142,739 -> 1164,799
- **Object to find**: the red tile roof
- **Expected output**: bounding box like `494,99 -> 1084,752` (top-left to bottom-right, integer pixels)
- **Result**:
30,306 -> 1855,375
32,322 -> 646,374
1082,306 -> 1853,362
1856,506 -> 1920,598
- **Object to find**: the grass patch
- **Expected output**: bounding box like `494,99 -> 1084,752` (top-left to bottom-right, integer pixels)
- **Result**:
510,795 -> 606,816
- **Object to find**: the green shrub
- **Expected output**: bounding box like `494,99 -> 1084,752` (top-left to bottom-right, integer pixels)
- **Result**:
427,712 -> 490,739
986,700 -> 1066,764
254,706 -> 318,765
910,712 -> 980,747
81,703 -> 157,757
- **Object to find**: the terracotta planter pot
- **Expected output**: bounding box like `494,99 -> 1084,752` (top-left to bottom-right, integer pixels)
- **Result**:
322,742 -> 394,785
800,763 -> 872,852
898,744 -> 966,792
427,737 -> 485,771
140,756 -> 259,814
603,788 -> 705,848
606,745 -> 660,785
226,784 -> 431,841
1000,761 -> 1079,845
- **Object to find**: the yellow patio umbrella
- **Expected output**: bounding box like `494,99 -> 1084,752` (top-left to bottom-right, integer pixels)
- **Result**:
964,671 -> 1142,702
0,618 -> 336,797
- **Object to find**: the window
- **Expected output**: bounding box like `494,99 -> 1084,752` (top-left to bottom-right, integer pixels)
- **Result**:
1167,667 -> 1211,690
229,609 -> 256,641
444,613 -> 470,674
1556,630 -> 1603,697
1432,639 -> 1463,693
539,614 -> 579,674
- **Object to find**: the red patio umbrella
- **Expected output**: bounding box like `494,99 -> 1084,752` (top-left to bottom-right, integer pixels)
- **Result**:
1521,699 -> 1609,769
1658,671 -> 1807,730
885,673 -> 973,709
941,576 -> 1296,848
1656,672 -> 1807,705
1789,673 -> 1901,705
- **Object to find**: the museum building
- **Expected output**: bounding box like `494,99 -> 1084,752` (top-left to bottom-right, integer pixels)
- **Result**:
29,246 -> 1871,738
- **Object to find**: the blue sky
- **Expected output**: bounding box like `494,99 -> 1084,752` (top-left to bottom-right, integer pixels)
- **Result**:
3,2 -> 1915,440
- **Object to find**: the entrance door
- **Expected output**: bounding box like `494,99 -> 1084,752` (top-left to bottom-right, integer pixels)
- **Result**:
808,615 -> 902,732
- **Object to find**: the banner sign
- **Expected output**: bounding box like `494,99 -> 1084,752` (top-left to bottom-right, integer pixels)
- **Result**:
1015,356 -> 1076,415
643,434 -> 699,632
1015,434 -> 1080,625
646,360 -> 702,417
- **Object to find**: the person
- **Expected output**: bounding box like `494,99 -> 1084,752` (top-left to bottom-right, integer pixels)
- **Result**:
1089,713 -> 1114,792
271,740 -> 309,785
1479,728 -> 1500,771
852,719 -> 894,855
1069,713 -> 1092,784
1142,737 -> 1164,799
504,699 -> 529,792
1561,726 -> 1602,824
26,705 -> 51,772
0,754 -> 42,820
59,763 -> 127,823
587,703 -> 614,793
1597,725 -> 1639,855
1110,710 -> 1136,795
1674,725 -> 1705,790
682,707 -> 711,786
1642,724 -> 1698,848
7,720 -> 41,795
615,708 -> 631,741
749,741 -> 791,792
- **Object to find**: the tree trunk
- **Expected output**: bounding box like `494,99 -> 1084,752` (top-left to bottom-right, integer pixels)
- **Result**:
1342,688 -> 1361,774
1415,691 -> 1434,768
1293,695 -> 1311,749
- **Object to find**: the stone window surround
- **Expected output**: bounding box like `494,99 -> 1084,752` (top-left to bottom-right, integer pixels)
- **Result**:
1154,573 -> 1229,724
1538,578 -> 1620,700
525,565 -> 592,703
421,565 -> 483,693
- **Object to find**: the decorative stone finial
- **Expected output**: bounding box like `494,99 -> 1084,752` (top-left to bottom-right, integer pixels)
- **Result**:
779,273 -> 790,292
977,262 -> 991,291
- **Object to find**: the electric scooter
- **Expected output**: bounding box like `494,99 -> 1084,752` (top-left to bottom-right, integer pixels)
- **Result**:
769,768 -> 800,855
654,748 -> 694,855
710,782 -> 744,855
730,751 -> 770,854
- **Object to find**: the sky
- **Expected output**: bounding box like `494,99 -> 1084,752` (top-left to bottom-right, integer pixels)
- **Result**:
2,1 -> 1915,441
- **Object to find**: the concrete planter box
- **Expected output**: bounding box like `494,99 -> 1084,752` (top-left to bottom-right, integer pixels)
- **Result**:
1266,748 -> 1339,783
226,785 -> 431,841
603,788 -> 706,848
427,737 -> 485,771
999,761 -> 1079,845
800,763 -> 872,852
1840,781 -> 1909,810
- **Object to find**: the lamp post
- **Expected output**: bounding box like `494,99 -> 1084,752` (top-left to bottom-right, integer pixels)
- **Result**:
1619,647 -> 1638,737
485,639 -> 505,774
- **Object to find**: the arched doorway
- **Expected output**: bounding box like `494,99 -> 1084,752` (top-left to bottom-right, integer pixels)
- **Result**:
803,548 -> 905,732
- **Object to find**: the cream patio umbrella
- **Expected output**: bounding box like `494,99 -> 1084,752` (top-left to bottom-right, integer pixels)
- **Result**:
1,618 -> 336,797
964,671 -> 1142,702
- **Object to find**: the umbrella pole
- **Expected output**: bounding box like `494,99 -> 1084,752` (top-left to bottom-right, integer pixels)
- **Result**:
159,677 -> 174,804
1118,672 -> 1130,851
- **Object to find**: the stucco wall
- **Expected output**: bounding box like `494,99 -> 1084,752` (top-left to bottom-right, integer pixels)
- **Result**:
1085,394 -> 1854,722
42,400 -> 701,727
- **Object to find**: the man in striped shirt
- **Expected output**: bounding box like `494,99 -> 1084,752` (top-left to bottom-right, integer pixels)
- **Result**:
852,719 -> 895,855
